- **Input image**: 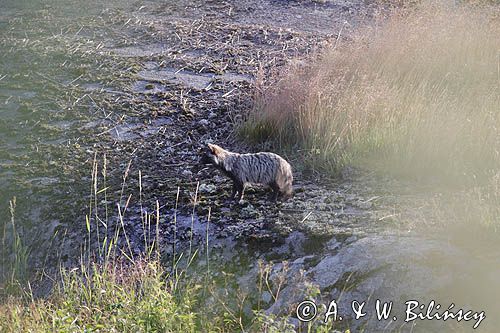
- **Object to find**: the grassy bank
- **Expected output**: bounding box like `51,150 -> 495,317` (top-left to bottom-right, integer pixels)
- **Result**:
1,259 -> 199,332
241,1 -> 499,184
0,254 -> 339,332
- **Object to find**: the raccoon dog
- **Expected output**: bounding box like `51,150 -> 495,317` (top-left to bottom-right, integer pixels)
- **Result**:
201,143 -> 293,201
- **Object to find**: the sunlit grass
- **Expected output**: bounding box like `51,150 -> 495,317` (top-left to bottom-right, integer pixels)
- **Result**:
241,1 -> 500,184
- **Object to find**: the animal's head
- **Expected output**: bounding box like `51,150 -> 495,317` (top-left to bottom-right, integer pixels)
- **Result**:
200,143 -> 227,167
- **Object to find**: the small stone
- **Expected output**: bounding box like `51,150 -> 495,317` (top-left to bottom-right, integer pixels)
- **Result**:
241,204 -> 258,218
261,291 -> 272,303
199,183 -> 217,194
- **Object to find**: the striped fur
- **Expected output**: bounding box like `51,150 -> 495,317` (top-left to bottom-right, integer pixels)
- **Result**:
201,143 -> 293,201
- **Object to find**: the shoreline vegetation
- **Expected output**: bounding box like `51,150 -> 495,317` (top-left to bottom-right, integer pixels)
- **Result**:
1,1 -> 500,332
241,2 -> 499,185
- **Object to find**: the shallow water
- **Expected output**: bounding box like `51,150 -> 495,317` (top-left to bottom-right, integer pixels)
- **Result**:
0,0 -> 140,277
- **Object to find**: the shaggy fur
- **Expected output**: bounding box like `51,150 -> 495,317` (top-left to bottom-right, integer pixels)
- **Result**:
201,143 -> 293,201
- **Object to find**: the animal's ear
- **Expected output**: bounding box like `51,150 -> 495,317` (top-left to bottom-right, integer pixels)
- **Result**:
207,143 -> 223,156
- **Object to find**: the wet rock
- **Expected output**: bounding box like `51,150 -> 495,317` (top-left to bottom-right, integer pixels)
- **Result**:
240,204 -> 259,219
292,255 -> 315,265
199,183 -> 217,194
261,291 -> 272,303
325,237 -> 342,251
259,233 -> 476,331
137,68 -> 214,90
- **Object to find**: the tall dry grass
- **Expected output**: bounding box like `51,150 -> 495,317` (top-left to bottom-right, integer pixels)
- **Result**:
241,1 -> 500,184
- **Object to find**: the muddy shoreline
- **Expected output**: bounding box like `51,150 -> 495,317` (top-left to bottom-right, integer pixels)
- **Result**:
58,0 -> 386,256
0,0 -> 381,284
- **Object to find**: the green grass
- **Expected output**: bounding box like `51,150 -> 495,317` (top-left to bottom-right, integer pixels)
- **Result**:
240,1 -> 500,184
1,197 -> 30,297
1,259 -> 198,332
0,252 -> 340,332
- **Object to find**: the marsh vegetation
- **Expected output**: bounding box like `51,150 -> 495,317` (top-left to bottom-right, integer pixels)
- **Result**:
243,3 -> 499,183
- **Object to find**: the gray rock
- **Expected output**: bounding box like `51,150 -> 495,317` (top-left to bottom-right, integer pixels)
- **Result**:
199,183 -> 217,194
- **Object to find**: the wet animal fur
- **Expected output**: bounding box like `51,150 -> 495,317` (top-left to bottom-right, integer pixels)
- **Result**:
201,143 -> 293,201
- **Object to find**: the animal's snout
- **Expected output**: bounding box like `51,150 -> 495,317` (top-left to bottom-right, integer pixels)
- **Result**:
199,153 -> 212,165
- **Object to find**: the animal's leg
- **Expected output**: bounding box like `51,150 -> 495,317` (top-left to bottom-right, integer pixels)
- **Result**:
231,181 -> 239,199
269,182 -> 280,202
237,182 -> 245,202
